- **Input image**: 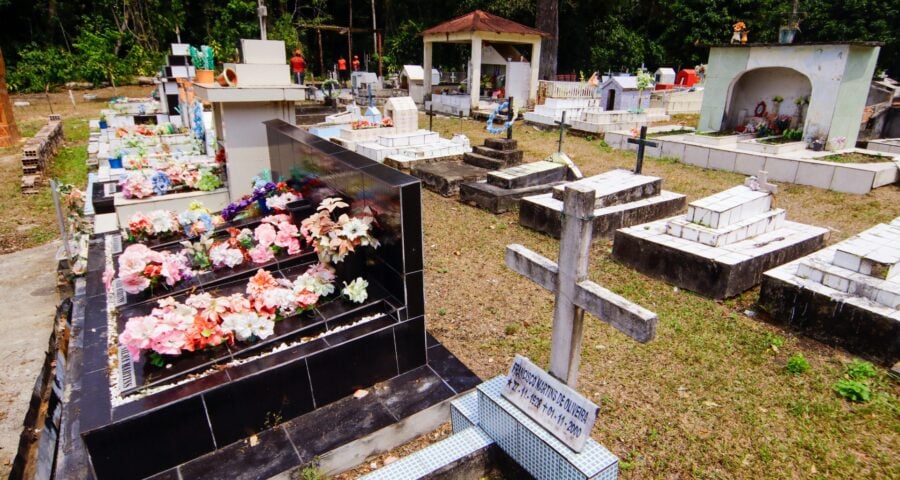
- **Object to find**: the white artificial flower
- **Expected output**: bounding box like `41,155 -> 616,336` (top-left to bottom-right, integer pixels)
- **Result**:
147,210 -> 176,233
251,316 -> 275,339
340,217 -> 369,241
221,312 -> 255,341
265,192 -> 298,211
342,277 -> 369,304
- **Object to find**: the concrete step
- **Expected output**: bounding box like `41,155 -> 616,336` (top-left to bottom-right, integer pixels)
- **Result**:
484,138 -> 518,151
487,161 -> 567,189
796,254 -> 900,309
551,169 -> 661,208
687,186 -> 773,229
413,161 -> 490,197
464,152 -> 506,170
295,113 -> 330,125
666,209 -> 786,247
472,145 -> 524,163
831,223 -> 900,280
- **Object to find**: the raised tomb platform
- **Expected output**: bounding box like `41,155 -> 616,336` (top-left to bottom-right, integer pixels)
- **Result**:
413,137 -> 524,196
519,169 -> 686,239
759,217 -> 900,365
63,122 -> 480,479
613,176 -> 828,299
570,109 -> 670,134
459,159 -> 572,213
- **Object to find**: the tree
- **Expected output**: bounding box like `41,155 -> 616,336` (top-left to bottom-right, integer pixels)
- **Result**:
536,0 -> 558,80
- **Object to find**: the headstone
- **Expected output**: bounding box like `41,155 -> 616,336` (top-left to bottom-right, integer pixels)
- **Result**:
613,173 -> 828,299
760,216 -> 900,364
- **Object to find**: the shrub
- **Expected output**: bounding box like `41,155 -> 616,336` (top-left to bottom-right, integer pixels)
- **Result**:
785,353 -> 810,374
6,44 -> 78,92
833,379 -> 871,402
845,359 -> 877,380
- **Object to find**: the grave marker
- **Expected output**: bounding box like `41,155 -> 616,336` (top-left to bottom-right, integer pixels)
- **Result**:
626,125 -> 657,174
502,355 -> 599,452
507,185 -> 658,386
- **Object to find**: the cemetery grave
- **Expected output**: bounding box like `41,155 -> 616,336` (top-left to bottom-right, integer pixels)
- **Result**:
57,122 -> 481,480
518,129 -> 686,240
759,217 -> 900,364
613,171 -> 829,299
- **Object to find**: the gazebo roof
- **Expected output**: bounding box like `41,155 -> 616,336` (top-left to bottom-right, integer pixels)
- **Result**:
422,10 -> 546,37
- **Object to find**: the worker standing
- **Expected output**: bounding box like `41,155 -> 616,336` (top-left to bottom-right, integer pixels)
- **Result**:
337,56 -> 349,87
290,50 -> 306,85
351,55 -> 361,72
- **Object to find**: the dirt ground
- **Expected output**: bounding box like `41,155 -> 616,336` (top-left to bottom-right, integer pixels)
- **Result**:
0,241 -> 60,477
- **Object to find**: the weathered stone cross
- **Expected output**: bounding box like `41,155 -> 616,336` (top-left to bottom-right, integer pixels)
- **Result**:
506,185 -> 658,387
744,169 -> 778,194
626,125 -> 658,174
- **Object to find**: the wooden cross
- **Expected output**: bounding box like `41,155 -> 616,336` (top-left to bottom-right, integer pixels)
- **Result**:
626,125 -> 657,174
555,111 -> 568,153
506,185 -> 658,387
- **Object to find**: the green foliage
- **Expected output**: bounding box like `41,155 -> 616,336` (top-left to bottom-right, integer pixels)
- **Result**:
5,44 -> 77,92
833,379 -> 871,403
785,353 -> 810,374
504,323 -> 519,335
783,129 -> 803,141
382,19 -> 424,73
845,359 -> 877,380
764,332 -> 785,350
269,14 -> 305,57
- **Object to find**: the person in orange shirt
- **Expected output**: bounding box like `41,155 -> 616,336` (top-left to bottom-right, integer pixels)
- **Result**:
337,56 -> 349,86
290,50 -> 306,85
351,55 -> 360,72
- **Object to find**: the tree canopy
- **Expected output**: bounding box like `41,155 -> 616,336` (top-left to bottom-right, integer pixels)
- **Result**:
0,0 -> 895,91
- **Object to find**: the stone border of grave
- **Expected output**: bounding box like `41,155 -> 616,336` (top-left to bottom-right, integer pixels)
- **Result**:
867,138 -> 900,155
605,127 -> 900,194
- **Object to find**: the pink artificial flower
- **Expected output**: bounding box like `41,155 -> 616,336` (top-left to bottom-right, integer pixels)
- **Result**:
249,245 -> 275,264
295,291 -> 319,308
120,315 -> 158,358
119,244 -> 152,276
261,214 -> 290,225
254,223 -> 277,247
275,222 -> 299,248
160,254 -> 188,286
306,263 -> 336,283
287,239 -> 301,255
121,273 -> 151,295
150,329 -> 188,356
103,266 -> 115,291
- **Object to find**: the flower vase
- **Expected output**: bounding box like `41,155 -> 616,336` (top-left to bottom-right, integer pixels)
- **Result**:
257,197 -> 273,216
196,69 -> 215,84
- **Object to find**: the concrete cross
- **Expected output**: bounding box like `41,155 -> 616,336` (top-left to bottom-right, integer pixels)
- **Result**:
506,186 -> 658,387
744,169 -> 778,194
626,125 -> 658,175
257,0 -> 268,40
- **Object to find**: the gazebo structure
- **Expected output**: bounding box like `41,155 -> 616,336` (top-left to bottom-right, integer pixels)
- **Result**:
421,10 -> 545,113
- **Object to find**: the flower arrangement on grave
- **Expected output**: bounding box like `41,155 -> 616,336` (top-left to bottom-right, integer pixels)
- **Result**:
300,197 -> 380,264
221,175 -> 300,221
119,265 -> 337,365
126,210 -> 181,242
117,244 -> 193,294
57,183 -> 92,275
118,165 -> 222,199
177,202 -> 218,237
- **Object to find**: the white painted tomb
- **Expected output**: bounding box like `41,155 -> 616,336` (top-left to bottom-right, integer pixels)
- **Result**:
760,217 -> 900,364
613,172 -> 828,299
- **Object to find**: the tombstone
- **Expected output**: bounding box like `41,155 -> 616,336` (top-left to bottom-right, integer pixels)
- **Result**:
359,186 -> 658,480
341,96 -> 472,166
65,121 -> 481,479
414,100 -> 526,197
519,167 -> 686,240
654,67 -> 676,85
613,171 -> 829,299
760,216 -> 900,365
459,111 -> 580,213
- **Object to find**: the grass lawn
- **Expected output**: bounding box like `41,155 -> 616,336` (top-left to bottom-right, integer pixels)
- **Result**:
2,87 -> 898,478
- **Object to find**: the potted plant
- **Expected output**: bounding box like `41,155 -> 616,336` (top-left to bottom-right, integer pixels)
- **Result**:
190,45 -> 215,84
99,114 -> 108,130
809,134 -> 825,152
772,95 -> 784,115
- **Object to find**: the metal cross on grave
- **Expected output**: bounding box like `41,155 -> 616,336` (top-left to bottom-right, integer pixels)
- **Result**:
426,103 -> 437,131
506,185 -> 658,387
555,111 -> 569,154
627,125 -> 658,174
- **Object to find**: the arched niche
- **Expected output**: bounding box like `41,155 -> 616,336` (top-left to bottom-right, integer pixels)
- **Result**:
724,67 -> 812,131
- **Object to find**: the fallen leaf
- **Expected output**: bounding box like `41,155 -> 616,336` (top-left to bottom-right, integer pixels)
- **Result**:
249,435 -> 259,447
703,400 -> 719,407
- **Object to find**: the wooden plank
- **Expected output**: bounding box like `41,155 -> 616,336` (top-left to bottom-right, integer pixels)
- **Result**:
505,244 -> 558,292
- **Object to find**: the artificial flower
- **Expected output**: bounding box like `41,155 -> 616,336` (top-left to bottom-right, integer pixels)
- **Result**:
342,277 -> 369,303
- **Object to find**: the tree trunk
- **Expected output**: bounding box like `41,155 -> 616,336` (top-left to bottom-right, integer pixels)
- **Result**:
536,0 -> 558,81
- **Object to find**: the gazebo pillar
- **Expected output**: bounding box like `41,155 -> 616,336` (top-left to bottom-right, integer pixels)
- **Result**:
423,40 -> 433,100
529,40 -> 542,106
470,35 -> 482,113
